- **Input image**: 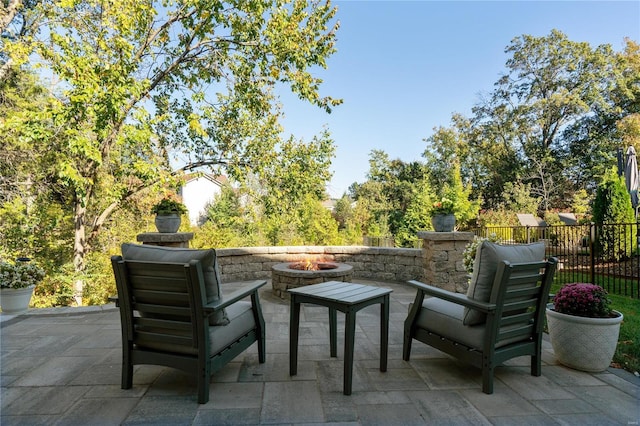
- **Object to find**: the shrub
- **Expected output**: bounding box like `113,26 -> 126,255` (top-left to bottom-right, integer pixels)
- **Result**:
0,260 -> 45,289
592,168 -> 636,260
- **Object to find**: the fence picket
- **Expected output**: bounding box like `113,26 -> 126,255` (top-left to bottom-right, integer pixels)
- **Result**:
473,223 -> 639,298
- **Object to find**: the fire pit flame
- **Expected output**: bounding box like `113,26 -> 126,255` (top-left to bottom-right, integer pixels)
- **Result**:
288,260 -> 338,271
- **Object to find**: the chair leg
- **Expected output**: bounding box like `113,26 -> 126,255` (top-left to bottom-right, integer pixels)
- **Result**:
258,330 -> 266,364
531,353 -> 542,377
481,362 -> 494,394
252,291 -> 266,364
402,335 -> 412,361
122,344 -> 133,389
198,365 -> 210,404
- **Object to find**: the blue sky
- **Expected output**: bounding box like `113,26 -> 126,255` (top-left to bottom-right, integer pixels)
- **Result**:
277,1 -> 640,198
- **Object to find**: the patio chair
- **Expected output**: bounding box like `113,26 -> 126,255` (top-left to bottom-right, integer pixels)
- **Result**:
403,241 -> 557,394
110,244 -> 266,404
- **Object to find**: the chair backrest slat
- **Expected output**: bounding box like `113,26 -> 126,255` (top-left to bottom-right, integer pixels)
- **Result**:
490,258 -> 557,345
111,256 -> 208,353
135,331 -> 196,351
131,289 -> 190,306
498,323 -> 534,341
133,303 -> 192,318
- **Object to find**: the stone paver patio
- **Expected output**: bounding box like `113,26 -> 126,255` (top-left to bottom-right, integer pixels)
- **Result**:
1,279 -> 639,425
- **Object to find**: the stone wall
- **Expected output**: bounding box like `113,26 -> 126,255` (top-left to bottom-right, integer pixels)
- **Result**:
215,245 -> 423,284
418,231 -> 474,293
135,232 -> 476,292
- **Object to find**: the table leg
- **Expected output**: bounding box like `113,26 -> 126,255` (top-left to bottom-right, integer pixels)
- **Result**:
343,310 -> 357,395
329,307 -> 337,357
380,295 -> 389,372
289,297 -> 301,376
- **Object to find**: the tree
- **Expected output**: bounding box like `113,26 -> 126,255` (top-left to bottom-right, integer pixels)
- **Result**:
3,0 -> 341,303
254,129 -> 335,244
592,167 -> 636,260
501,181 -> 540,215
395,177 -> 432,247
0,0 -> 42,81
471,30 -> 618,210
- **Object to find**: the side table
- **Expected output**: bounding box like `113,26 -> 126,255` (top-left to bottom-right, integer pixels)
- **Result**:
288,281 -> 393,395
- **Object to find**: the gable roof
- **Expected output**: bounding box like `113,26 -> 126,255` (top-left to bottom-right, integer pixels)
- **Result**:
516,213 -> 546,227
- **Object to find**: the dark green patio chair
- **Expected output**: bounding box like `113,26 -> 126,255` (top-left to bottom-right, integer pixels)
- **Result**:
111,248 -> 266,404
403,254 -> 557,394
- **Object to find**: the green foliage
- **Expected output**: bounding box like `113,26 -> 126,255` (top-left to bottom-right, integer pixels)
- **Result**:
150,196 -> 187,215
296,194 -> 341,245
430,198 -> 454,215
570,189 -> 591,221
395,178 -> 433,247
593,168 -> 636,260
502,182 -> 541,214
2,0 -> 342,303
333,194 -> 354,230
31,264 -> 76,308
352,151 -> 431,247
610,292 -> 640,374
0,260 -> 45,289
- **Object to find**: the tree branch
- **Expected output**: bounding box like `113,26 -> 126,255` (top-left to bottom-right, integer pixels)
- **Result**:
87,158 -> 240,242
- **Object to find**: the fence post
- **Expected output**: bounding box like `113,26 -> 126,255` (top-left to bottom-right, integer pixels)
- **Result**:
589,222 -> 596,285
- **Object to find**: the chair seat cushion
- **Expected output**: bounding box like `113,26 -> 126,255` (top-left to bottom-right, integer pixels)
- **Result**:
121,243 -> 229,325
210,301 -> 256,355
416,297 -> 487,349
135,301 -> 256,356
464,241 -> 545,325
416,298 -> 528,350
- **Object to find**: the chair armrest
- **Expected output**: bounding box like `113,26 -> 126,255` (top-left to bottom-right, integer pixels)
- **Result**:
407,280 -> 496,313
204,280 -> 266,313
108,295 -> 119,307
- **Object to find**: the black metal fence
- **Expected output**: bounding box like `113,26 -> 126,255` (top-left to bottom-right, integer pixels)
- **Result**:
473,223 -> 640,299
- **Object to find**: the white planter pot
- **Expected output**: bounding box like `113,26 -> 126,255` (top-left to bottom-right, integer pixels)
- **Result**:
154,214 -> 181,233
546,304 -> 623,372
0,285 -> 36,314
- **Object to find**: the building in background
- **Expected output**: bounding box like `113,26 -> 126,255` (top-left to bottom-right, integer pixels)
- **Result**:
180,174 -> 227,225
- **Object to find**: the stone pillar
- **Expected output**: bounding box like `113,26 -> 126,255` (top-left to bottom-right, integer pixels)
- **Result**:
136,232 -> 194,248
417,231 -> 474,293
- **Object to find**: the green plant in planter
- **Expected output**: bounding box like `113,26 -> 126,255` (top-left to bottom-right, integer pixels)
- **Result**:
553,282 -> 613,318
462,233 -> 502,274
429,197 -> 454,216
151,197 -> 187,215
0,260 -> 45,289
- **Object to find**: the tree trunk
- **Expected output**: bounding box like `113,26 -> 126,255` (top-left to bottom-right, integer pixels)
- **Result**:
73,200 -> 87,306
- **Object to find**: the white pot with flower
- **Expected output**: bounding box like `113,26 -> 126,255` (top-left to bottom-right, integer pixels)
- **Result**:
0,259 -> 45,314
430,198 -> 455,232
546,283 -> 623,372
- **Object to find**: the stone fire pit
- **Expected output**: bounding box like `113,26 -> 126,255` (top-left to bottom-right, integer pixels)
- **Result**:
271,261 -> 353,299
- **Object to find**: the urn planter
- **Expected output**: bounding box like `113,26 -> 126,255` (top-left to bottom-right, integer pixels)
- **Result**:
431,214 -> 455,232
154,213 -> 181,233
0,285 -> 36,314
545,305 -> 623,372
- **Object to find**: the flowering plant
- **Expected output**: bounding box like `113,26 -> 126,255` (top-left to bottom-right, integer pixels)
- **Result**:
462,233 -> 502,274
151,196 -> 187,215
553,283 -> 613,318
0,260 -> 45,289
430,198 -> 454,215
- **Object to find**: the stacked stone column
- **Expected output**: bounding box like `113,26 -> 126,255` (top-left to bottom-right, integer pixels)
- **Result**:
417,231 -> 474,293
